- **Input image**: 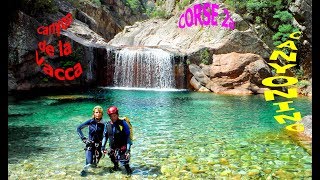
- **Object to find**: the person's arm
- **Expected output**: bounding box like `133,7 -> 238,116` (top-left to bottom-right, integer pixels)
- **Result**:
76,119 -> 91,142
122,121 -> 131,150
101,123 -> 109,152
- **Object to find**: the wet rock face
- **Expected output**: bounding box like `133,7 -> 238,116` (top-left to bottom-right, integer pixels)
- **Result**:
109,18 -> 270,57
189,52 -> 272,95
54,0 -> 76,14
8,11 -> 42,92
8,11 -> 41,66
8,72 -> 18,91
79,0 -> 148,41
78,3 -> 123,41
289,0 -> 312,79
8,8 -> 108,92
8,0 -> 151,92
108,1 -> 270,59
289,0 -> 312,41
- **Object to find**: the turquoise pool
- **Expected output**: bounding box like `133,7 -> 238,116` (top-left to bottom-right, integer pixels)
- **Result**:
8,88 -> 312,179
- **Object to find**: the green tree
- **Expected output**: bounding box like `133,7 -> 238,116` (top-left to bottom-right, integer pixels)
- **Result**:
272,10 -> 299,46
91,0 -> 101,6
200,49 -> 210,65
125,0 -> 142,14
273,10 -> 293,22
178,0 -> 192,10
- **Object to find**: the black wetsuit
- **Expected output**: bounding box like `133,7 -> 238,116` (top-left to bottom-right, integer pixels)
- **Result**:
77,118 -> 105,165
102,119 -> 131,166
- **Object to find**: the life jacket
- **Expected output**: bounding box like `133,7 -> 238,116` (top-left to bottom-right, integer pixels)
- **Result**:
106,117 -> 134,148
119,117 -> 134,142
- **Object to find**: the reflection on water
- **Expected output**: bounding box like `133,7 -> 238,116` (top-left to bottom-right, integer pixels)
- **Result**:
8,88 -> 312,179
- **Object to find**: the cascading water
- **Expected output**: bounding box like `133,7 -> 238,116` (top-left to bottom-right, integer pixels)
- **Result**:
85,47 -> 94,81
113,48 -> 175,89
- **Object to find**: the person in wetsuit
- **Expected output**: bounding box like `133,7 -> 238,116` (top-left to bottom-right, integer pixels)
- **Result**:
101,106 -> 132,175
77,105 -> 105,176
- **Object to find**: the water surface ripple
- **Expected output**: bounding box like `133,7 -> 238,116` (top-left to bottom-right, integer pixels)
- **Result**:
8,89 -> 312,179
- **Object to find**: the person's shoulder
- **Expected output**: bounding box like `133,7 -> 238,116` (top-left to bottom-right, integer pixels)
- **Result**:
85,118 -> 95,124
89,118 -> 95,122
104,120 -> 112,126
120,116 -> 129,120
77,118 -> 93,128
100,119 -> 108,124
121,119 -> 129,126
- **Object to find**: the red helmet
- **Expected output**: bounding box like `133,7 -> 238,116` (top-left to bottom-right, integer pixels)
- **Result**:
107,106 -> 118,115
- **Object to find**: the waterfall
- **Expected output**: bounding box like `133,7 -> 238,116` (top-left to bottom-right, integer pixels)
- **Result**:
113,48 -> 175,89
85,47 -> 94,81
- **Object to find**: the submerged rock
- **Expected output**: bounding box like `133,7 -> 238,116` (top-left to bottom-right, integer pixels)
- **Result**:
220,170 -> 232,176
247,169 -> 260,176
299,115 -> 312,138
219,158 -> 229,165
287,115 -> 312,155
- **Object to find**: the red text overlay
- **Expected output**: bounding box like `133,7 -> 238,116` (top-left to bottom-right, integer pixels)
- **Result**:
35,13 -> 83,81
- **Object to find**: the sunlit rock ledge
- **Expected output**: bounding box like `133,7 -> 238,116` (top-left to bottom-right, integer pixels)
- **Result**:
189,52 -> 272,95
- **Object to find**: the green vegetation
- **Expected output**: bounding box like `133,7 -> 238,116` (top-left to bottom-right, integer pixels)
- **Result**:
145,0 -> 171,19
297,80 -> 311,88
149,9 -> 171,19
223,0 -> 299,47
144,2 -> 156,17
177,0 -> 192,10
273,10 -> 293,22
66,0 -> 82,7
223,0 -> 304,79
272,11 -> 299,47
42,77 -> 49,82
144,0 -> 193,19
223,0 -> 248,13
61,60 -> 75,67
292,68 -> 305,80
272,24 -> 299,46
255,16 -> 262,24
200,49 -> 210,65
125,0 -> 141,12
90,0 -> 101,6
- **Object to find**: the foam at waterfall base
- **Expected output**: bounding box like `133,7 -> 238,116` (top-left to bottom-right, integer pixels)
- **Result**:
99,86 -> 188,92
